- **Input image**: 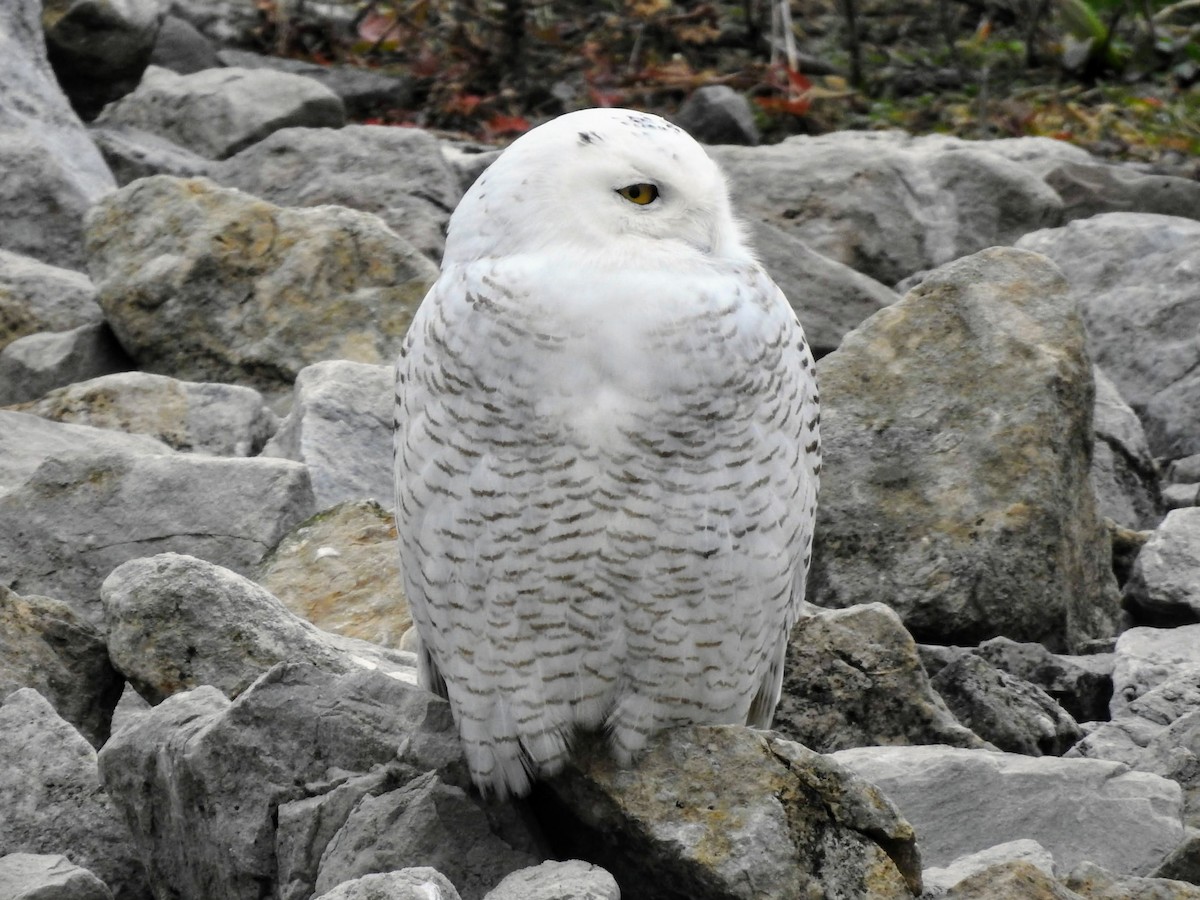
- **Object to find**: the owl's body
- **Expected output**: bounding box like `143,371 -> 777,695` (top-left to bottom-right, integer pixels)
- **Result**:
394,109 -> 820,798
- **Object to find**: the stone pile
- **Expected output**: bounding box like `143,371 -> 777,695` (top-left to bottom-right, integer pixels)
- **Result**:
3,0 -> 1200,897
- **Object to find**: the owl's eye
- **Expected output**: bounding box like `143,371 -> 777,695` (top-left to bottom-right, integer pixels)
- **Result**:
616,183 -> 659,205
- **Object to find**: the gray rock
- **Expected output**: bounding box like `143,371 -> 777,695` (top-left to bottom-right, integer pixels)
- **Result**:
1091,366 -> 1163,530
86,176 -> 436,393
0,853 -> 113,900
102,553 -> 417,704
810,246 -> 1120,650
711,131 -> 1062,286
1017,213 -> 1200,459
922,840 -> 1057,896
774,602 -> 986,752
318,869 -> 463,900
971,636 -> 1114,725
148,14 -> 220,74
0,0 -> 116,270
313,770 -> 537,900
0,586 -> 122,748
537,726 -> 922,899
256,499 -> 411,649
1111,626 -> 1200,716
1169,456 -> 1200,485
98,663 -> 525,900
262,360 -> 394,507
941,860 -> 1082,898
277,768 -> 419,900
1125,509 -> 1200,624
14,371 -> 278,456
1064,859 -> 1200,898
216,125 -> 461,260
94,65 -> 345,159
967,135 -> 1095,177
0,323 -> 132,405
1139,708 -> 1200,829
89,125 -> 217,185
215,50 -> 417,120
675,85 -> 760,145
747,220 -> 898,356
1153,831 -> 1200,884
1045,161 -> 1200,223
482,860 -> 620,900
165,0 -> 258,44
930,654 -> 1082,756
0,689 -> 149,899
42,0 -> 164,119
0,250 -> 102,352
0,410 -> 314,622
1164,484 -> 1200,510
1070,668 -> 1200,766
832,744 -> 1185,875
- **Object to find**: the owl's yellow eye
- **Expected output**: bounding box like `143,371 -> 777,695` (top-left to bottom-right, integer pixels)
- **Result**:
616,183 -> 659,205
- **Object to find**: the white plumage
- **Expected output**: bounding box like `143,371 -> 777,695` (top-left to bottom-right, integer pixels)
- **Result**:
393,108 -> 820,798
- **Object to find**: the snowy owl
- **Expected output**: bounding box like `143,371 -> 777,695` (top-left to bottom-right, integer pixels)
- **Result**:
393,107 -> 820,798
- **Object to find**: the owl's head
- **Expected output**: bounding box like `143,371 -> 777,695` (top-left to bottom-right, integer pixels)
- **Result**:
443,108 -> 753,266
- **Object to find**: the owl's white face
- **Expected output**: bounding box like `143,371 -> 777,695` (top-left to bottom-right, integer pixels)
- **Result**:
443,108 -> 753,266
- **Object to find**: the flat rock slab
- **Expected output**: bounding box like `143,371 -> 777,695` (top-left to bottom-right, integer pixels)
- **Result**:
0,410 -> 314,622
93,65 -> 345,159
832,744 -> 1185,876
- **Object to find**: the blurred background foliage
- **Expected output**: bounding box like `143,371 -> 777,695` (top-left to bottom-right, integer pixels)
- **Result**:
250,0 -> 1200,162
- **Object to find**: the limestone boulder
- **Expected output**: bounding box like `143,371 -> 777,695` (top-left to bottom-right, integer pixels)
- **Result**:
42,0 -> 164,119
97,663 -> 536,900
832,744 -> 1185,875
810,246 -> 1119,650
89,125 -> 217,185
86,176 -> 436,394
710,131 -> 1062,286
15,371 -> 278,456
0,411 -> 314,622
481,860 -> 620,900
262,360 -> 394,508
0,250 -> 102,352
1124,509 -> 1200,625
319,870 -> 462,900
774,602 -> 985,752
101,553 -> 417,705
256,499 -> 411,649
0,689 -> 149,899
216,125 -> 461,260
1091,366 -> 1163,530
0,853 -> 113,900
0,586 -> 122,748
1017,213 -> 1200,459
0,0 -> 116,270
0,324 -> 131,406
536,727 -> 922,899
930,653 -> 1082,756
94,65 -> 345,159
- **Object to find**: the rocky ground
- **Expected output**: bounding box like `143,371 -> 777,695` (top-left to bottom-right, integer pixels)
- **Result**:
3,0 -> 1200,898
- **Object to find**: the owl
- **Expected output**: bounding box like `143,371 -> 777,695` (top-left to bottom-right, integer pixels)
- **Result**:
393,107 -> 820,798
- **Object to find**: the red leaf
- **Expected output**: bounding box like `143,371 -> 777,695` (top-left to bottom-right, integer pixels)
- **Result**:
484,114 -> 532,137
357,10 -> 399,44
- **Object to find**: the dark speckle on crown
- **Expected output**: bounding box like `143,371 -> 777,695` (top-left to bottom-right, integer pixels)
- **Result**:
622,112 -> 684,134
577,131 -> 601,146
